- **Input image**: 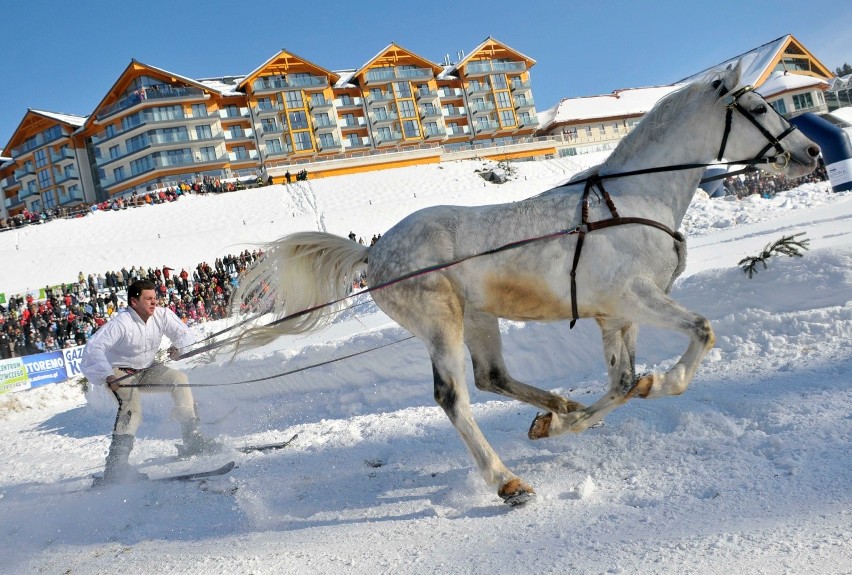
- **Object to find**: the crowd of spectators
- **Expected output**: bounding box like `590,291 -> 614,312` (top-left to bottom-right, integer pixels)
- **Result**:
0,174 -> 266,232
721,163 -> 828,199
0,250 -> 262,359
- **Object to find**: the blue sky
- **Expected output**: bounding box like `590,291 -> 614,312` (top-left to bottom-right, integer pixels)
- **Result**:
1,0 -> 850,150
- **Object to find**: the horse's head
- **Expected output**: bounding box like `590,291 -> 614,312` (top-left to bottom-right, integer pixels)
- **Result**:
712,62 -> 820,178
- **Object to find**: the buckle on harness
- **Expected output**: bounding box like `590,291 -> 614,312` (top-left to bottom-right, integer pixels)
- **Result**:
569,224 -> 588,235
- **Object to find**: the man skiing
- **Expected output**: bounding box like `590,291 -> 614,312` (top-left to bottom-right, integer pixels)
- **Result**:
81,280 -> 220,487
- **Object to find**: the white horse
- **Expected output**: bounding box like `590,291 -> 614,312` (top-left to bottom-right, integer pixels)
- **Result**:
231,62 -> 820,505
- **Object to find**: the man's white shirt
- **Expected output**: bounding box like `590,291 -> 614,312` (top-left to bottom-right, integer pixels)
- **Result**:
80,307 -> 196,385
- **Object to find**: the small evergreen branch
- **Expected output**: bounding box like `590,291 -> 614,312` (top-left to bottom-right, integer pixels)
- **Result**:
738,232 -> 810,278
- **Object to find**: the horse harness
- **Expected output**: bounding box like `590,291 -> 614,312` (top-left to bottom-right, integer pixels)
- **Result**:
567,84 -> 800,328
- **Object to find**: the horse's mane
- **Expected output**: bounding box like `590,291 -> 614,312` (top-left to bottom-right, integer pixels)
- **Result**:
603,67 -> 739,169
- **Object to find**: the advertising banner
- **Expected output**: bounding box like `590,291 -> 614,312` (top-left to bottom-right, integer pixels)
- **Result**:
0,358 -> 30,395
0,345 -> 86,394
22,351 -> 67,389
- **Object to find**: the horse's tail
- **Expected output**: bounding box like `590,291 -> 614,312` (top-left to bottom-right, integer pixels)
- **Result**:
230,231 -> 369,351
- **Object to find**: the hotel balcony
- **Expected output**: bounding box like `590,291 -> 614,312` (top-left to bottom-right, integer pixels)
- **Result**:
13,165 -> 35,180
96,130 -> 224,167
96,86 -> 208,122
309,97 -> 334,111
10,130 -> 66,158
369,111 -> 399,125
446,125 -> 472,137
58,189 -> 85,206
443,107 -> 468,119
464,60 -> 526,77
517,114 -> 540,128
264,144 -> 294,159
219,106 -> 251,119
6,195 -> 24,208
366,91 -> 395,106
49,147 -> 77,163
318,138 -> 343,152
439,87 -> 464,99
339,117 -> 367,129
514,97 -> 535,110
18,186 -> 38,200
510,79 -> 532,93
364,66 -> 433,85
1,175 -> 20,191
467,83 -> 492,96
470,102 -> 496,115
253,102 -> 284,116
423,127 -> 447,140
100,153 -> 228,189
54,167 -> 80,185
474,120 -> 500,134
313,118 -> 339,132
229,149 -> 260,162
224,128 -> 255,141
258,123 -> 285,137
91,109 -> 210,145
335,97 -> 364,110
374,130 -> 403,146
415,88 -> 440,102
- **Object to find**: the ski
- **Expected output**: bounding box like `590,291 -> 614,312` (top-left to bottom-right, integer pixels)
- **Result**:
152,460 -> 236,482
236,433 -> 298,453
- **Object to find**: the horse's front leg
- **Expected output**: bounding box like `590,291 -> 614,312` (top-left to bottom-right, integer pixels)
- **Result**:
464,310 -> 585,415
529,319 -> 637,438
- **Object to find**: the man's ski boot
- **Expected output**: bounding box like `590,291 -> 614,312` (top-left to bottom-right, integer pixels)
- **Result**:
93,434 -> 149,488
176,418 -> 224,458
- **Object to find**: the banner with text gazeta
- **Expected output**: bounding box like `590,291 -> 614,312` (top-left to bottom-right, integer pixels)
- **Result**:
0,345 -> 86,395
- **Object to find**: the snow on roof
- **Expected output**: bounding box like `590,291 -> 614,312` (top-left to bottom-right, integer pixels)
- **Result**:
755,71 -> 828,98
333,69 -> 358,89
827,106 -> 852,125
676,35 -> 789,87
30,110 -> 88,126
541,85 -> 681,128
196,76 -> 246,96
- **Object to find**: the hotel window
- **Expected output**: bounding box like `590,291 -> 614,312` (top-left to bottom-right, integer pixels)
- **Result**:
770,99 -> 787,115
228,125 -> 243,139
346,133 -> 360,147
224,104 -> 239,118
496,92 -> 512,108
192,103 -> 208,118
315,112 -> 332,127
196,125 -> 212,140
500,110 -> 516,127
599,124 -> 606,136
394,82 -> 412,98
105,124 -> 116,138
232,146 -> 248,160
586,126 -> 592,137
38,168 -> 52,190
293,131 -> 312,151
35,149 -> 48,168
199,146 -> 216,162
289,111 -> 308,129
792,93 -> 814,111
130,156 -> 153,175
373,107 -> 389,120
342,113 -> 356,127
113,166 -> 125,182
491,74 -> 508,89
403,120 -> 420,138
318,133 -> 335,148
266,139 -> 282,154
339,94 -> 353,106
424,122 -> 440,136
261,118 -> 278,133
377,126 -> 392,141
285,91 -> 304,108
398,100 -> 416,119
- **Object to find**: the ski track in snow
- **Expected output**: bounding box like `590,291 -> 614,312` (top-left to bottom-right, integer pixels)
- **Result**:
0,158 -> 850,574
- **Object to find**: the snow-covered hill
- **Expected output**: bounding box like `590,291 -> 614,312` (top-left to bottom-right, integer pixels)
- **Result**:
1,157 -> 850,574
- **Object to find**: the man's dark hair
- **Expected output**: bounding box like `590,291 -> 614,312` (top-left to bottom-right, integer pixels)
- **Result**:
127,280 -> 156,302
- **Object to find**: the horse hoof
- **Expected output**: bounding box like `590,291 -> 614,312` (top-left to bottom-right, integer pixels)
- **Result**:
499,478 -> 535,506
528,412 -> 552,440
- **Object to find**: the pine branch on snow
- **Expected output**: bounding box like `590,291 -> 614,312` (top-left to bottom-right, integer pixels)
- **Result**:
738,232 -> 810,278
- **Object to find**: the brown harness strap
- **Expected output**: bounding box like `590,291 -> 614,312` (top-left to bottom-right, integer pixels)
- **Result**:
569,175 -> 685,328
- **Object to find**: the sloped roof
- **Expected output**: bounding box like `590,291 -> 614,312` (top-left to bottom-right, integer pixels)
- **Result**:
540,85 -> 681,127
352,42 -> 444,79
29,110 -> 87,127
677,34 -> 832,88
447,36 -> 535,76
756,71 -> 829,98
238,49 -> 340,91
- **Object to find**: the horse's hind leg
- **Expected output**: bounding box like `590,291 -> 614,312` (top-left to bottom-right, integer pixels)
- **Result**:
464,310 -> 585,415
529,319 -> 637,438
380,281 -> 534,505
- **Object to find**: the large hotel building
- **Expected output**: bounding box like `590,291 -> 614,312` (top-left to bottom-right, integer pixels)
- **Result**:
0,34 -> 838,218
